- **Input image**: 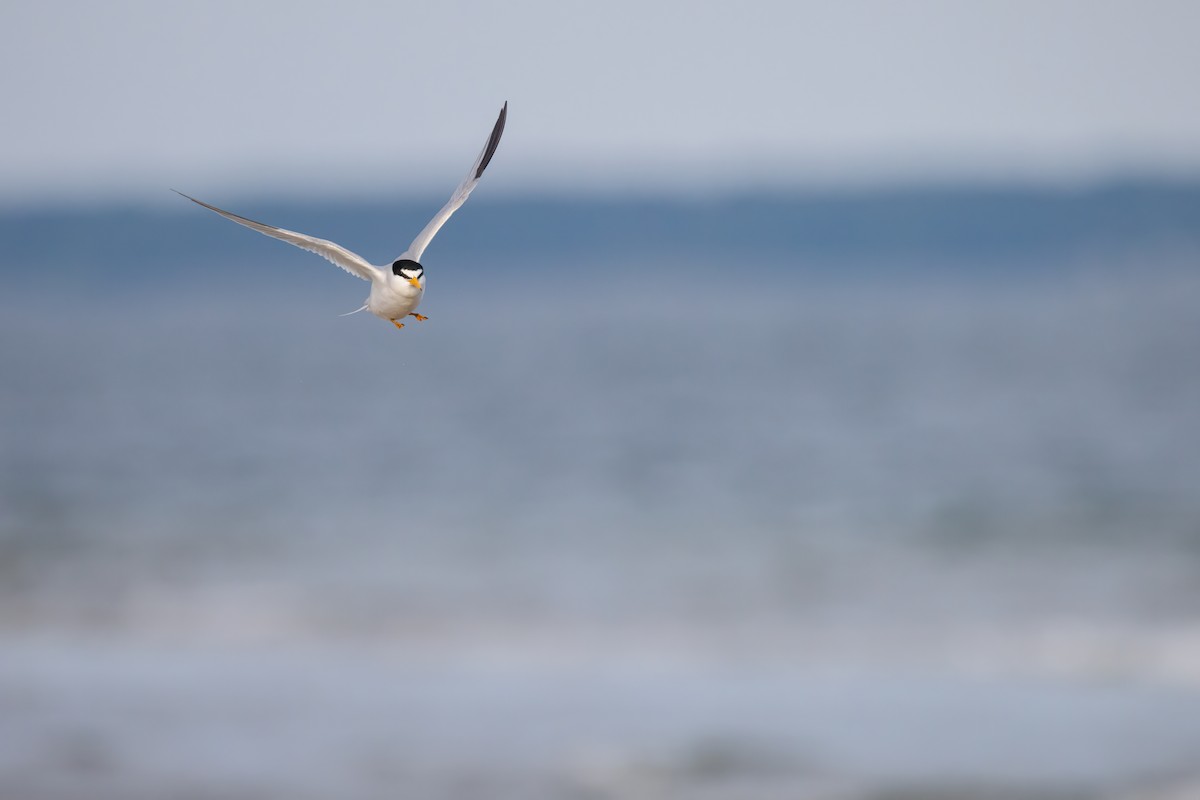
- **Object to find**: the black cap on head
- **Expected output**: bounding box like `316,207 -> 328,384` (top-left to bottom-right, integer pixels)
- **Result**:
392,259 -> 423,276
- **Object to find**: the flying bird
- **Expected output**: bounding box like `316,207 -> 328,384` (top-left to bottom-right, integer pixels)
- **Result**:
176,102 -> 507,331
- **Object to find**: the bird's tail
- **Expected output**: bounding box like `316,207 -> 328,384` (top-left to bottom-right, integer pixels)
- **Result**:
338,304 -> 369,317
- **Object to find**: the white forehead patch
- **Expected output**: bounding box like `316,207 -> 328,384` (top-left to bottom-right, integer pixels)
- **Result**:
400,267 -> 422,279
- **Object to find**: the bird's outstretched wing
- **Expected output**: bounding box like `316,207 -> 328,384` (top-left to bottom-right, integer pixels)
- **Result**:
401,101 -> 507,263
175,191 -> 381,282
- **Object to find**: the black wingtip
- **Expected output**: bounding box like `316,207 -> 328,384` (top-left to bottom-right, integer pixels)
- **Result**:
172,189 -> 203,205
172,189 -> 213,211
474,101 -> 507,180
172,189 -> 210,208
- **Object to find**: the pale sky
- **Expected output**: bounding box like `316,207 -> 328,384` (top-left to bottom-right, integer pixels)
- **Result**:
2,0 -> 1199,204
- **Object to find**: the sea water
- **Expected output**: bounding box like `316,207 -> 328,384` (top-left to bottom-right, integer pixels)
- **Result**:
2,191 -> 1199,798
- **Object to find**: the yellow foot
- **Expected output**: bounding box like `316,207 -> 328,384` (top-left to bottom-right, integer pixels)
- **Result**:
409,313 -> 428,322
390,319 -> 406,330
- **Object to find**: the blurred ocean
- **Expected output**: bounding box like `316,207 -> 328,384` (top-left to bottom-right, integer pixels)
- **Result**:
2,183 -> 1200,799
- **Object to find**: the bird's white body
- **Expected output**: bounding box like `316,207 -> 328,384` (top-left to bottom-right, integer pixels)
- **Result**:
368,272 -> 425,321
177,102 -> 506,331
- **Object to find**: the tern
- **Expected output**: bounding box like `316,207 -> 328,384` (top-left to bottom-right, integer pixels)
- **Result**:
176,102 -> 507,331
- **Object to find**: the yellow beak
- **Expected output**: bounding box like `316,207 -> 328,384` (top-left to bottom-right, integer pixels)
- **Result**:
408,276 -> 421,289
